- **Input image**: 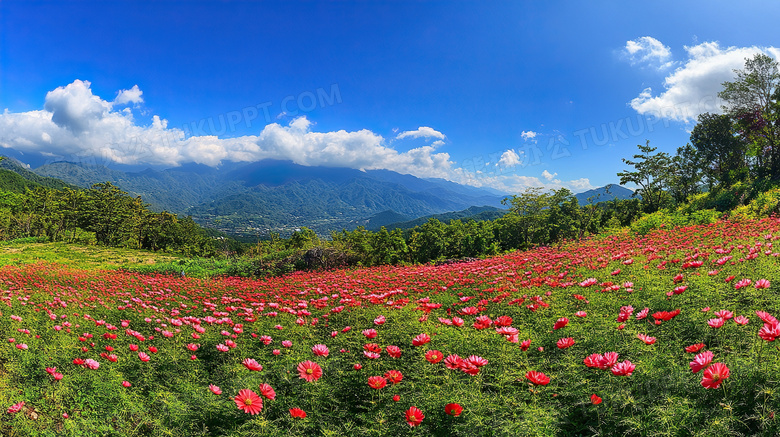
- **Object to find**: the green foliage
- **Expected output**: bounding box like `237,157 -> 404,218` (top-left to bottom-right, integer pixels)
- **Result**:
630,209 -> 721,235
0,182 -> 223,257
618,141 -> 676,213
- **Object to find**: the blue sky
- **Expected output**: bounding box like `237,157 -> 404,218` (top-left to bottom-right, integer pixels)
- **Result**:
1,1 -> 779,193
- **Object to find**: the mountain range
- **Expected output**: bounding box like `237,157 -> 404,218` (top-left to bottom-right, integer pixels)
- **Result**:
1,155 -> 634,237
27,159 -> 508,237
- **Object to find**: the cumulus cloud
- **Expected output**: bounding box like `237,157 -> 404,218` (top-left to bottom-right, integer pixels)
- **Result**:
0,80 -> 464,179
497,149 -> 522,167
628,41 -> 780,122
114,85 -> 144,106
624,36 -> 674,69
541,170 -> 557,181
0,80 -> 595,194
465,172 -> 594,194
396,126 -> 446,140
520,130 -> 537,141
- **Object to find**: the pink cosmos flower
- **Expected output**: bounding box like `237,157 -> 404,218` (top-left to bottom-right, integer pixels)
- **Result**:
412,333 -> 431,346
7,401 -> 25,414
755,279 -> 771,289
525,371 -> 550,385
610,360 -> 636,376
553,317 -> 569,330
297,360 -> 323,382
689,350 -> 713,373
637,333 -> 656,345
701,362 -> 730,389
259,383 -> 276,400
556,337 -> 575,349
386,345 -> 402,358
242,358 -> 263,371
311,344 -> 329,357
708,318 -> 725,329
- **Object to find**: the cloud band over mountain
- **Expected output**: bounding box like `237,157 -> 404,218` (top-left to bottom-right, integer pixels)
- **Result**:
0,80 -> 592,193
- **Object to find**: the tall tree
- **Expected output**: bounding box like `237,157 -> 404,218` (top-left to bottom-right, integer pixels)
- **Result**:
617,141 -> 673,213
719,53 -> 780,179
689,113 -> 747,187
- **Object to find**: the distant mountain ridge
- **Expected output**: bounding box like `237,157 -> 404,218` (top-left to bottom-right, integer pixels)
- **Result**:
32,159 -> 509,236
575,185 -> 635,204
370,205 -> 509,231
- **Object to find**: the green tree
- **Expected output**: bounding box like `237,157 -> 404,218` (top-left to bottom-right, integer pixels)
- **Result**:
719,53 -> 780,179
689,113 -> 747,187
669,144 -> 704,203
617,141 -> 674,213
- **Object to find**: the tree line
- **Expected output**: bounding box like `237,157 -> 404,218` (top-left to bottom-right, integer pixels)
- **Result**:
0,182 -> 217,256
619,53 -> 780,214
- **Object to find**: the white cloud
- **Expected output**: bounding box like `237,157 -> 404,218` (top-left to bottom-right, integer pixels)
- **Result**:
629,41 -> 780,122
396,126 -> 446,140
497,149 -> 521,167
114,85 -> 144,106
465,172 -> 595,194
624,36 -> 674,69
541,170 -> 557,181
0,80 -> 463,179
520,130 -> 537,141
0,80 -> 596,195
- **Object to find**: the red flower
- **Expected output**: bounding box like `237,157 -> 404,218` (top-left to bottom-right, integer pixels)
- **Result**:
386,345 -> 402,358
689,350 -> 713,373
520,339 -> 531,351
636,333 -> 656,345
234,389 -> 263,415
259,383 -> 276,400
610,360 -> 636,376
209,384 -> 222,395
425,350 -> 443,363
556,337 -> 575,349
138,352 -> 150,362
311,344 -> 329,357
707,318 -> 724,329
289,407 -> 306,418
122,381 -> 131,387
444,354 -> 463,370
7,401 -> 24,414
600,352 -> 619,370
685,343 -> 705,353
392,394 -> 400,402
525,371 -> 550,385
297,360 -> 323,382
701,362 -> 730,389
445,403 -> 463,416
384,370 -> 403,384
405,406 -> 424,427
590,394 -> 602,405
412,333 -> 431,346
367,376 -> 387,389
553,317 -> 569,330
242,358 -> 263,371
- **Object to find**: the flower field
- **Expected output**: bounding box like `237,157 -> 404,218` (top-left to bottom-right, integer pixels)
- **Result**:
3,219 -> 780,436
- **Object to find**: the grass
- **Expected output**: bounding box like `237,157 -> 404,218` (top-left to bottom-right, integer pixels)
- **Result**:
0,242 -> 180,270
1,219 -> 780,435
